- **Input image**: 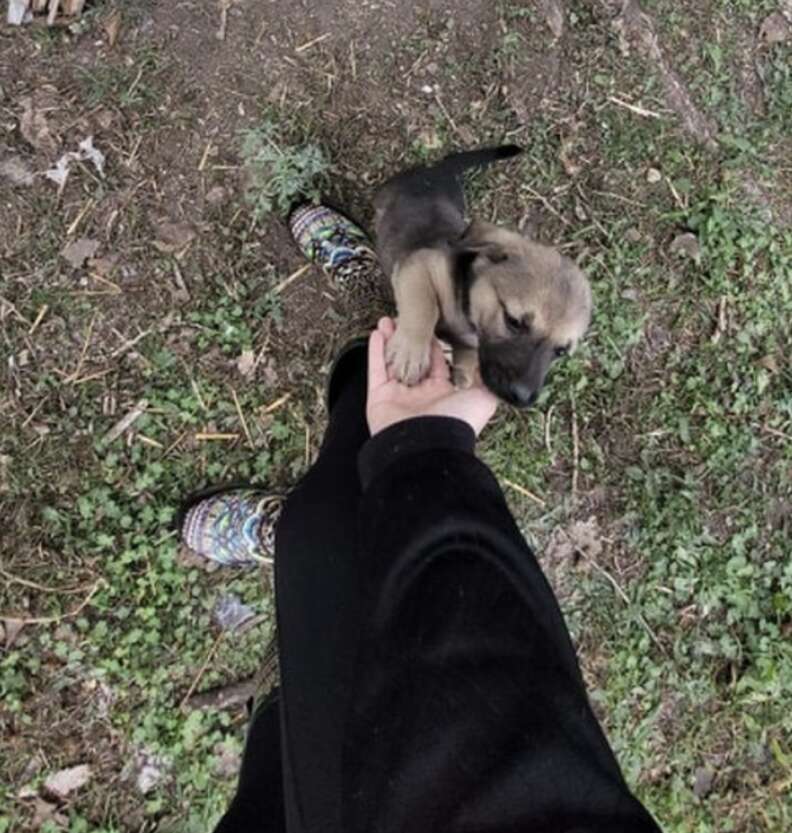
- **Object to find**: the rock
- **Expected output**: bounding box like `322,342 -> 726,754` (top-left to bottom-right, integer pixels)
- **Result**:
62,238 -> 100,269
625,227 -> 642,243
43,764 -> 92,800
693,766 -> 715,798
2,618 -> 25,649
669,232 -> 700,260
646,167 -> 662,184
19,92 -> 58,154
759,12 -> 790,45
32,798 -> 66,829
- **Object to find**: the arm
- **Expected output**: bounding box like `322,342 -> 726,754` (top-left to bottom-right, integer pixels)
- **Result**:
344,419 -> 661,832
340,319 -> 661,832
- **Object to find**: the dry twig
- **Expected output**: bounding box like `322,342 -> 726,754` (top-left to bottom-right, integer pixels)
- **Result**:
503,478 -> 546,507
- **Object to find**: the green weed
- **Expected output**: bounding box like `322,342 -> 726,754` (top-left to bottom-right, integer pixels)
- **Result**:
240,120 -> 329,220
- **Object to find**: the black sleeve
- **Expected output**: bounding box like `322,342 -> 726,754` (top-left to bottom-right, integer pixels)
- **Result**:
343,416 -> 662,833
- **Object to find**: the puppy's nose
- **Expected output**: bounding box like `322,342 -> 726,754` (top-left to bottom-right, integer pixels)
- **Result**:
508,383 -> 537,407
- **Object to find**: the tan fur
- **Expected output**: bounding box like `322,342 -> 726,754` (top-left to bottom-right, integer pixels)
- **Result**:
463,221 -> 592,350
373,148 -> 592,404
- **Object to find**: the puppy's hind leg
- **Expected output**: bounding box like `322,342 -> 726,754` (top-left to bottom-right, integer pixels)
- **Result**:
387,251 -> 443,385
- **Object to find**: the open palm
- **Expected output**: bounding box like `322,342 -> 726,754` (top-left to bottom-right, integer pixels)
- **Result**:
367,317 -> 498,437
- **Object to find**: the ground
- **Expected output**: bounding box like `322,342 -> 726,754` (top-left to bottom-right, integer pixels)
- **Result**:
0,0 -> 790,830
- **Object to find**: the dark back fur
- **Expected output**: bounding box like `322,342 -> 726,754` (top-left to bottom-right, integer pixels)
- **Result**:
374,145 -> 522,275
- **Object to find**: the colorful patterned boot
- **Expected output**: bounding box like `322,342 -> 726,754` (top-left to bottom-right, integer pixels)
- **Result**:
180,489 -> 283,567
288,203 -> 393,331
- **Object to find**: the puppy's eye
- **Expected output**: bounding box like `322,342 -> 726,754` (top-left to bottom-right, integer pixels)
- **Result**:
554,346 -> 569,359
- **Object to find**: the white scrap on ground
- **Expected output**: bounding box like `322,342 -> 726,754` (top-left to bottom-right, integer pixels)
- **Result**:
8,0 -> 32,25
45,136 -> 106,188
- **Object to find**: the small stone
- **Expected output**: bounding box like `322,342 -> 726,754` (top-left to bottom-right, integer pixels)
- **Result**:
420,84 -> 434,95
646,167 -> 662,184
625,227 -> 642,243
693,766 -> 715,798
621,288 -> 640,302
669,232 -> 701,260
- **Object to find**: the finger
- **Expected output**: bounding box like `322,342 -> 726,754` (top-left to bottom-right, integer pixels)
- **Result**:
378,316 -> 396,338
367,329 -> 389,394
428,339 -> 450,380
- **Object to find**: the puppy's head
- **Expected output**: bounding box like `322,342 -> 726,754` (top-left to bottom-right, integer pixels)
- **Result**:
456,221 -> 592,407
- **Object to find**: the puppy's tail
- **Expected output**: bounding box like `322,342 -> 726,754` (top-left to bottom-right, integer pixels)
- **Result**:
438,144 -> 522,176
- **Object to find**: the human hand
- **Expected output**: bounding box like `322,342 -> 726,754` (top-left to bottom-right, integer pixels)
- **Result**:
367,317 -> 498,436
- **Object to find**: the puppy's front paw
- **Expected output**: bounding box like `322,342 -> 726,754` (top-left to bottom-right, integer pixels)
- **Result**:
386,330 -> 432,385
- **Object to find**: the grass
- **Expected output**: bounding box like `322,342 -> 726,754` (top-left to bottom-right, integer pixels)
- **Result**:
2,0 -> 791,830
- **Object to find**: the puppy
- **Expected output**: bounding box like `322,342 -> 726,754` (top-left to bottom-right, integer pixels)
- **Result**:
374,146 -> 592,407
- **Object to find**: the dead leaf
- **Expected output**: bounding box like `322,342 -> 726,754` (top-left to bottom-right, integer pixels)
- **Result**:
540,0 -> 565,39
20,94 -> 58,154
62,238 -> 100,269
154,221 -> 196,253
32,797 -> 66,829
88,254 -> 119,277
103,8 -> 122,46
236,349 -> 256,379
0,154 -> 34,186
669,232 -> 701,260
693,766 -> 715,798
2,618 -> 26,649
43,764 -> 92,800
759,12 -> 790,45
176,543 -> 220,573
758,355 -> 778,373
567,517 -> 604,561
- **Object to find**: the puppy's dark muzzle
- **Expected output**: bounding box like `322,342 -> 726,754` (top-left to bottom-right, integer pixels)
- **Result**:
480,362 -> 539,408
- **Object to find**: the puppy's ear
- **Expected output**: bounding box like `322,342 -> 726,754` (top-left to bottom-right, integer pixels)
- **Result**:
457,220 -> 508,264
